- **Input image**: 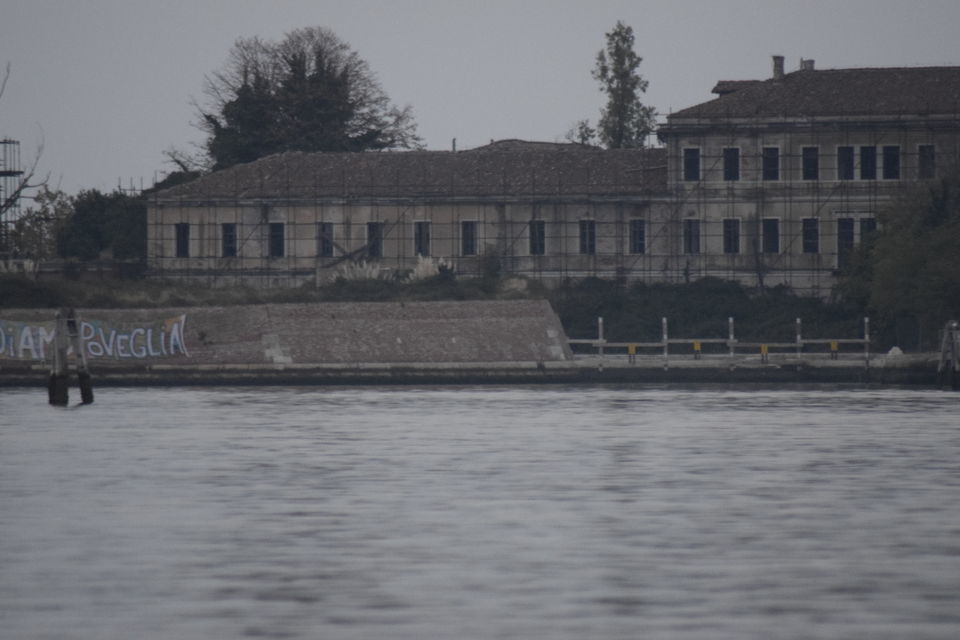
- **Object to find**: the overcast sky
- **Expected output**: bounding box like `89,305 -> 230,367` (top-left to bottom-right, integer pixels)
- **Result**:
2,0 -> 959,196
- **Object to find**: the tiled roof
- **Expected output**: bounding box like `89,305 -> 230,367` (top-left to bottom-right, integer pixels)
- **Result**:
153,145 -> 666,202
670,66 -> 960,120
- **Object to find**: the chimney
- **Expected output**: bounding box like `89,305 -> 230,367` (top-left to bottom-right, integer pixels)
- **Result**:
800,58 -> 815,71
772,55 -> 785,80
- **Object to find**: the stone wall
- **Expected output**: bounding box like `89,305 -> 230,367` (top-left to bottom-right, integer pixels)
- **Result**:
0,300 -> 572,367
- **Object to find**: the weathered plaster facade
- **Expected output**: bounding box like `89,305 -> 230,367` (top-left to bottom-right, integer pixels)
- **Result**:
148,59 -> 960,295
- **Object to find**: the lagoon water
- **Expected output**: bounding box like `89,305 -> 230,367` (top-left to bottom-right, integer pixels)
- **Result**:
2,385 -> 959,639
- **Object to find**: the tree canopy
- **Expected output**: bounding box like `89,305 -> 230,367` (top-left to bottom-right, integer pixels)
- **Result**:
585,21 -> 657,149
198,27 -> 421,170
837,169 -> 960,349
56,189 -> 146,262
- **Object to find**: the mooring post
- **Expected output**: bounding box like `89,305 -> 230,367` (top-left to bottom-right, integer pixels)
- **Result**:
728,316 -> 735,357
47,307 -> 94,406
67,309 -> 93,405
48,308 -> 70,406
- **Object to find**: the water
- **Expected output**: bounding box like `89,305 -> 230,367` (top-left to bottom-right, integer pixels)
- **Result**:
1,385 -> 959,639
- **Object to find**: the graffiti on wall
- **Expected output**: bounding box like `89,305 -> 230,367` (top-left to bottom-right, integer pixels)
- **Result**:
0,314 -> 189,361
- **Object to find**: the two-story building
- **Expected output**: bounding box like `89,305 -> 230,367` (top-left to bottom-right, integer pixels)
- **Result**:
147,58 -> 960,295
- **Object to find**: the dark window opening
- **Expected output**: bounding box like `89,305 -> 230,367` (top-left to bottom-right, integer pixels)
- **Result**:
723,148 -> 740,181
175,223 -> 190,258
268,223 -> 285,258
837,217 -> 855,266
579,220 -> 596,255
761,218 -> 780,254
722,219 -> 740,254
919,144 -> 936,179
461,221 -> 477,256
860,146 -> 876,180
762,147 -> 780,181
838,146 -> 854,180
860,217 -> 877,244
802,218 -> 819,254
683,219 -> 700,254
367,222 -> 383,258
318,222 -> 334,257
629,219 -> 645,254
221,223 -> 236,258
882,146 -> 900,180
529,220 -> 545,255
683,148 -> 700,181
802,147 -> 819,180
414,221 -> 431,256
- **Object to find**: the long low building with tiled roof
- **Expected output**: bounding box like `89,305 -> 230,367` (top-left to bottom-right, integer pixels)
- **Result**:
147,58 -> 960,295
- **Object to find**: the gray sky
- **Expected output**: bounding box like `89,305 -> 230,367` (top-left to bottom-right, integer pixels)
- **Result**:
2,0 -> 959,195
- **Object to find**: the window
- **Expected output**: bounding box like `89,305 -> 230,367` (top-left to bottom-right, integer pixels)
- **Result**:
802,218 -> 819,254
919,144 -> 936,179
268,223 -> 284,258
882,146 -> 900,180
529,220 -> 545,255
802,147 -> 819,180
221,223 -> 236,258
838,146 -> 854,180
683,219 -> 700,254
860,146 -> 876,180
461,221 -> 477,256
414,221 -> 431,256
761,218 -> 780,254
860,217 -> 877,242
629,219 -> 645,254
175,223 -> 190,258
318,222 -> 334,257
762,147 -> 780,181
723,147 -> 740,181
683,148 -> 700,181
722,219 -> 740,254
579,220 -> 596,255
837,217 -> 855,266
367,222 -> 383,258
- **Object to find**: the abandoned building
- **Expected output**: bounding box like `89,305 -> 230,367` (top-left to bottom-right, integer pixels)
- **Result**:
147,57 -> 960,295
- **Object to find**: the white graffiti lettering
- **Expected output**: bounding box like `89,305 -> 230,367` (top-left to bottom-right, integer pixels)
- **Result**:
0,315 -> 189,361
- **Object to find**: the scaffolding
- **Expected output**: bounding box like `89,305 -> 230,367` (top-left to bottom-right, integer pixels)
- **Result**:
145,108 -> 959,295
0,138 -> 25,256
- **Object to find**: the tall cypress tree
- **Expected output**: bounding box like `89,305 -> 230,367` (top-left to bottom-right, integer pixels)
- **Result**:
591,21 -> 656,149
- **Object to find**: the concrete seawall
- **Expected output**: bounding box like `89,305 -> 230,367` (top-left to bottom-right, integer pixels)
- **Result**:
0,301 -> 944,387
0,355 -> 943,387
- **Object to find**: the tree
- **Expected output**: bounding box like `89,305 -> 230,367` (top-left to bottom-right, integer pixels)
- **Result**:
836,169 -> 960,349
56,189 -> 146,262
197,27 -> 421,170
564,119 -> 597,146
589,21 -> 657,149
7,188 -> 70,269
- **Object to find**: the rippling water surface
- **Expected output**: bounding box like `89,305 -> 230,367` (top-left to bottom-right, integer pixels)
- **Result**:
2,385 -> 959,639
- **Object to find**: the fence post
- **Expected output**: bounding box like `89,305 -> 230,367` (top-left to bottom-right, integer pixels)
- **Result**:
598,316 -> 604,358
728,316 -> 735,357
864,316 -> 870,367
662,317 -> 669,365
796,317 -> 802,358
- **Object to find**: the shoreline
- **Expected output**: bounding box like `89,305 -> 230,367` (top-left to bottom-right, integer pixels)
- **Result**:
0,354 -> 946,388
